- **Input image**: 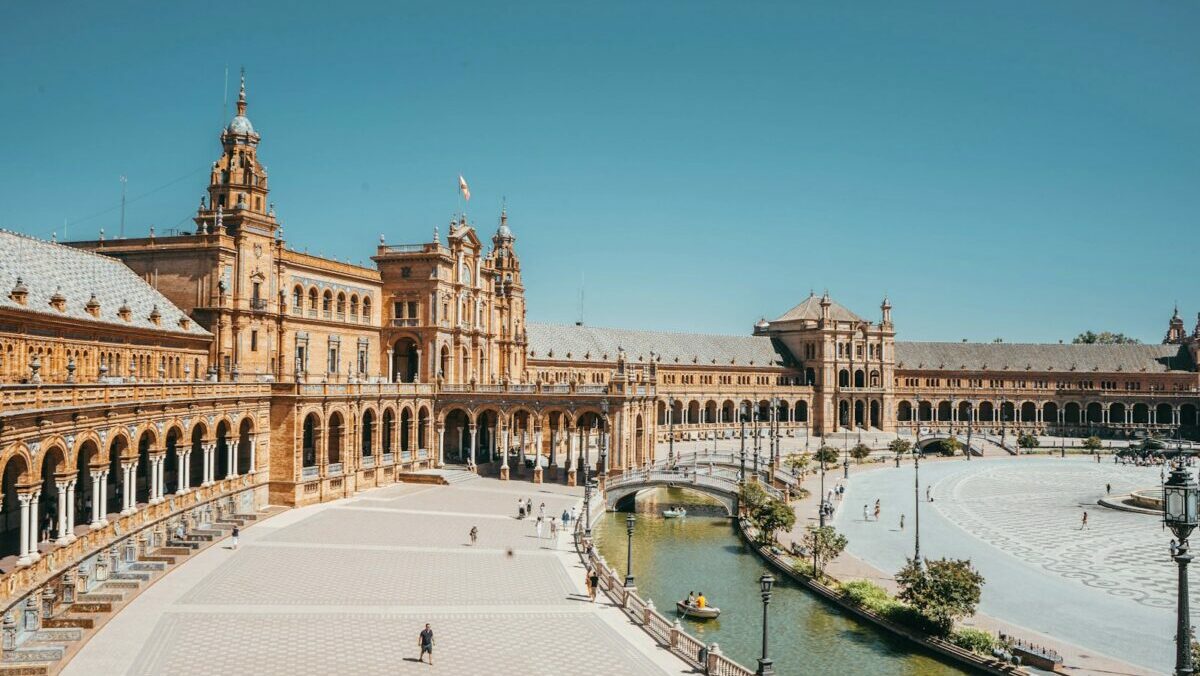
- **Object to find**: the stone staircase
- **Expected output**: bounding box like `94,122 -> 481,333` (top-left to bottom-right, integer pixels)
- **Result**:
0,505 -> 285,675
396,466 -> 480,486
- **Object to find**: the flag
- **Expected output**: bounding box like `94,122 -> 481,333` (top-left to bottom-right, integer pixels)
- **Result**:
458,175 -> 470,202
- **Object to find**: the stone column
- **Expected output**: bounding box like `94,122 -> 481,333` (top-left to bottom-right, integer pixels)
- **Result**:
226,441 -> 238,479
178,451 -> 190,492
98,471 -> 109,526
532,425 -> 544,484
89,472 -> 103,529
203,443 -> 214,486
435,424 -> 445,467
567,425 -> 578,486
120,463 -> 134,515
467,424 -> 477,470
248,439 -> 257,474
27,490 -> 41,563
65,480 -> 76,543
16,492 -> 33,566
499,422 -> 510,480
54,481 -> 69,546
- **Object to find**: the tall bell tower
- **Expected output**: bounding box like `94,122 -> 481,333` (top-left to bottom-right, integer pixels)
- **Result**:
194,69 -> 277,236
490,209 -> 528,381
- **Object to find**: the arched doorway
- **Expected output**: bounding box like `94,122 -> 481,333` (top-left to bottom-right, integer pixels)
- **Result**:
75,440 -> 99,531
135,431 -> 153,506
190,424 -> 207,488
327,412 -> 344,469
870,400 -> 881,428
302,414 -> 319,470
215,421 -> 230,480
382,408 -> 395,456
107,435 -> 127,515
361,409 -> 375,461
442,409 -> 471,464
392,338 -> 419,383
165,428 -> 182,495
237,418 -> 254,475
1,454 -> 30,562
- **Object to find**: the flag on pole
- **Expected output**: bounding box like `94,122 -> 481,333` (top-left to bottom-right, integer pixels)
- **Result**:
458,175 -> 471,202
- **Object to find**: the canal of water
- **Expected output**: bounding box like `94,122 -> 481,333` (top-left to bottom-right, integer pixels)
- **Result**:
593,487 -> 966,676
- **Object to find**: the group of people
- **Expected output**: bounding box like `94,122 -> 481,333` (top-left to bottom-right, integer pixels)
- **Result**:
681,590 -> 709,608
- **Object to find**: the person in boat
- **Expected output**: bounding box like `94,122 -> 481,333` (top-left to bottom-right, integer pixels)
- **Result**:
685,591 -> 696,607
696,592 -> 707,609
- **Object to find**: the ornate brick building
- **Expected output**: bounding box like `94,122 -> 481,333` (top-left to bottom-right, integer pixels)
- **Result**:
0,78 -> 1197,602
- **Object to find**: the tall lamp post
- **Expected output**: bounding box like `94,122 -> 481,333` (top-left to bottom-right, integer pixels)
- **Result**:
624,513 -> 637,588
1164,462 -> 1198,676
756,572 -> 776,676
583,477 -> 594,538
753,405 -> 761,480
740,403 -> 748,482
843,433 -> 850,479
965,400 -> 974,462
599,399 -> 609,478
912,396 -> 922,565
667,396 -> 675,466
818,454 -> 827,528
770,396 -> 780,469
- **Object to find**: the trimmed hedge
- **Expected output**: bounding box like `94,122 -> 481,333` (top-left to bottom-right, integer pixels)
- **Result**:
951,627 -> 995,655
838,580 -> 938,635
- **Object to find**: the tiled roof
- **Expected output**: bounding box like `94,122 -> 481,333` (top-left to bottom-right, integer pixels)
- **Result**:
895,341 -> 1193,374
0,230 -> 210,337
527,323 -> 789,368
772,293 -> 863,323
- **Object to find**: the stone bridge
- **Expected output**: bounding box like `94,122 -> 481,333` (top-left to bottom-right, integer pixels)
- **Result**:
603,467 -> 784,516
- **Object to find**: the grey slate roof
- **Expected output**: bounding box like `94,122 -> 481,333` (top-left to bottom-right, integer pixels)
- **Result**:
527,323 -> 788,368
895,341 -> 1193,374
0,230 -> 210,337
772,293 -> 863,323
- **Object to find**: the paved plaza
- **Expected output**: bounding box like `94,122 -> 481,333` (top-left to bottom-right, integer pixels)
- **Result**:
63,479 -> 691,676
833,456 -> 1180,674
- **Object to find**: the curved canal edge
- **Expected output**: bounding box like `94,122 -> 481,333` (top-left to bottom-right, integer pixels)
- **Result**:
573,511 -> 758,675
735,518 -> 1025,676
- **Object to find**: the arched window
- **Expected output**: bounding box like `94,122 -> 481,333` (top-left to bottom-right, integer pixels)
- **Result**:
322,290 -> 333,313
292,286 -> 303,310
336,293 -> 346,316
308,288 -> 318,311
349,294 -> 359,318
362,297 -> 372,321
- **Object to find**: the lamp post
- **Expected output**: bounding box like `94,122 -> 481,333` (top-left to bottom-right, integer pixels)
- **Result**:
753,406 -> 761,480
600,399 -> 610,478
756,572 -> 776,676
966,401 -> 974,462
624,513 -> 636,588
842,432 -> 850,480
1164,461 -> 1198,675
740,403 -> 748,483
583,476 -> 593,538
818,455 -> 827,528
770,396 -> 780,469
913,434 -> 922,565
668,396 -> 675,466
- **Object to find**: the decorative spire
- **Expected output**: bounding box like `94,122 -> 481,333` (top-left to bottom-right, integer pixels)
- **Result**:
433,225 -> 440,244
215,205 -> 224,233
237,67 -> 247,117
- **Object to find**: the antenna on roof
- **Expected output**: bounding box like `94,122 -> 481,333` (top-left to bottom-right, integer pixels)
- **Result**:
576,272 -> 585,327
119,175 -> 127,239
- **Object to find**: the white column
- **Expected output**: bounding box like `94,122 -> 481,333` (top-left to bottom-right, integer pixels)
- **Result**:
467,426 -> 477,467
569,430 -> 578,471
501,425 -> 509,469
120,462 -> 134,514
248,439 -> 257,475
99,471 -> 109,525
16,493 -> 32,566
27,490 -> 41,562
158,456 -> 166,497
227,441 -> 238,479
203,444 -> 214,486
90,472 -> 103,529
66,480 -> 77,542
54,481 -> 69,545
436,427 -> 445,466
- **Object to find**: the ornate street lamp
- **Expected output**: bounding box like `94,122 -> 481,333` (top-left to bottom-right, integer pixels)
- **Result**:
966,401 -> 974,462
818,454 -> 827,528
753,405 -> 761,479
1164,462 -> 1198,675
624,513 -> 637,588
668,396 -> 676,466
842,434 -> 850,480
740,403 -> 748,483
770,396 -> 780,468
756,572 -> 776,676
913,438 -> 922,565
583,476 -> 593,538
599,399 -> 609,477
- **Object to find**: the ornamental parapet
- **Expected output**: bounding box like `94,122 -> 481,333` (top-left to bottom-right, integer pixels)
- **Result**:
0,382 -> 272,414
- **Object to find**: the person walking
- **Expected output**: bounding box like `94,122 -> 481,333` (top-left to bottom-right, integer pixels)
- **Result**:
231,525 -> 239,550
571,505 -> 578,523
874,504 -> 881,521
1080,511 -> 1089,530
587,566 -> 600,602
1105,483 -> 1111,495
535,516 -> 544,542
899,514 -> 905,530
469,525 -> 478,545
561,509 -> 570,528
550,519 -> 558,539
517,497 -> 524,519
926,486 -> 931,502
418,623 -> 434,665
863,505 -> 869,522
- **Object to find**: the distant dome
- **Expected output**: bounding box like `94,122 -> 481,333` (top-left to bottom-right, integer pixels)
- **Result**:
227,115 -> 254,134
755,317 -> 769,330
497,222 -> 513,239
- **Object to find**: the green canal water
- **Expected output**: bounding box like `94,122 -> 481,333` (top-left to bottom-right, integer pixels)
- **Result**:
593,488 -> 965,676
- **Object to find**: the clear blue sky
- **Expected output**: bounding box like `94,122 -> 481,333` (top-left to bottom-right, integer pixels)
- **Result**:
2,2 -> 1197,342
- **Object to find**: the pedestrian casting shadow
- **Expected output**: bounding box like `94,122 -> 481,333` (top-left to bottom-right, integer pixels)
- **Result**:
401,658 -> 422,663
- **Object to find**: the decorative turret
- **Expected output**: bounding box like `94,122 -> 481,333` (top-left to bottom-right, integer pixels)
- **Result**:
118,300 -> 132,322
85,293 -> 101,317
1166,305 -> 1187,344
9,277 -> 28,305
819,290 -> 832,322
881,295 -> 892,325
48,286 -> 66,312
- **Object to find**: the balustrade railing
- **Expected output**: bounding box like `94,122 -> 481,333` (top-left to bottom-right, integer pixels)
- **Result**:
382,452 -> 395,465
361,455 -> 376,469
301,465 -> 319,481
0,381 -> 271,413
328,463 -> 343,476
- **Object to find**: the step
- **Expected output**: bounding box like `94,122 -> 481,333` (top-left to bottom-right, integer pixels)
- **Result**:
140,555 -> 177,565
168,540 -> 202,549
67,601 -> 111,613
0,664 -> 49,675
1,647 -> 63,665
128,562 -> 165,572
155,547 -> 193,556
32,628 -> 82,642
41,617 -> 93,630
77,592 -> 123,603
101,581 -> 140,590
110,571 -> 151,582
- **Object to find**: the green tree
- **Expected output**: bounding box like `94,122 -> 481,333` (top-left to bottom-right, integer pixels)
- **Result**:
751,497 -> 797,545
926,437 -> 961,456
739,480 -> 768,516
888,438 -> 913,457
1072,331 -> 1141,345
1082,435 -> 1103,452
895,558 -> 986,636
850,443 -> 871,464
786,452 -> 811,477
1017,433 -> 1039,452
814,445 -> 839,469
801,525 -> 848,576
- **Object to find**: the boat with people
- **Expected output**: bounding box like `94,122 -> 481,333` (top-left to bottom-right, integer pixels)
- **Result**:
676,600 -> 720,619
663,506 -> 687,518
